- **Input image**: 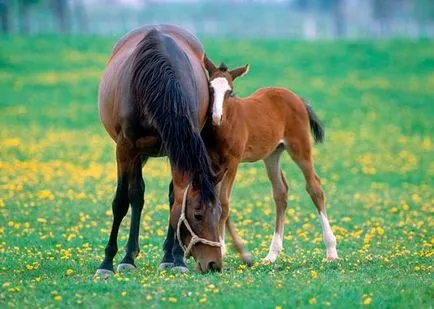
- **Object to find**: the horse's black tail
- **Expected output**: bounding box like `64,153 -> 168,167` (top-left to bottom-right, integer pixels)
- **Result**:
301,97 -> 325,144
129,29 -> 215,203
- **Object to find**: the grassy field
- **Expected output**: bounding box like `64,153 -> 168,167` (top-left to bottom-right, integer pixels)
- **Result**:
0,36 -> 433,308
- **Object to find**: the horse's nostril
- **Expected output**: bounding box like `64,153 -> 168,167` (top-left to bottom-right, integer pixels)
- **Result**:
208,261 -> 221,272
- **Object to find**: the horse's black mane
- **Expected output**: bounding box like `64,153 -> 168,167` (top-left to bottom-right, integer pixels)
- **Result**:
129,29 -> 216,203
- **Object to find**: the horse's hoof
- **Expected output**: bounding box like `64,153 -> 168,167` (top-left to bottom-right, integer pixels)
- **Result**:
241,252 -> 254,267
95,269 -> 114,279
117,263 -> 136,273
171,266 -> 189,274
158,262 -> 174,271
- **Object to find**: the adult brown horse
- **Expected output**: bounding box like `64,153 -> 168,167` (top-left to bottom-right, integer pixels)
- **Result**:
203,56 -> 339,264
97,25 -> 222,276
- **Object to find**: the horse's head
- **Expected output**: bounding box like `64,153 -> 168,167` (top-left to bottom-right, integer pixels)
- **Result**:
170,171 -> 226,273
204,55 -> 249,126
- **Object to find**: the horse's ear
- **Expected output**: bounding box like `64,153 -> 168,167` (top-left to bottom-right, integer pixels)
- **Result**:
230,64 -> 249,80
204,54 -> 217,77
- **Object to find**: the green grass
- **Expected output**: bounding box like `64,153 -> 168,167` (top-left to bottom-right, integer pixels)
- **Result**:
0,36 -> 433,308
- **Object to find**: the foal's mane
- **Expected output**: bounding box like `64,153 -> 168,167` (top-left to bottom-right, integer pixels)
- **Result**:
218,63 -> 228,72
129,29 -> 216,203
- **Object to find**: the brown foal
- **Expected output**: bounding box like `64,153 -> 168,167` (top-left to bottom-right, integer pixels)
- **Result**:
204,56 -> 339,263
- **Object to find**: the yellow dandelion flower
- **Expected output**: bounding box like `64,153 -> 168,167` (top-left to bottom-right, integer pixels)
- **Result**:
309,298 -> 317,304
169,297 -> 177,303
66,269 -> 73,275
311,270 -> 318,278
54,295 -> 62,301
199,297 -> 207,304
121,291 -> 127,297
362,297 -> 372,305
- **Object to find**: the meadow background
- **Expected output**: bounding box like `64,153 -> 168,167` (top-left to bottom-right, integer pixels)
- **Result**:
0,36 -> 433,308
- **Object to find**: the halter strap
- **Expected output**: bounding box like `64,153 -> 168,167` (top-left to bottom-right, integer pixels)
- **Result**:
176,183 -> 222,258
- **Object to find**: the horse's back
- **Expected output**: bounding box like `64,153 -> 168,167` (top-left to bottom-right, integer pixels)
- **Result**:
99,25 -> 208,144
112,24 -> 204,60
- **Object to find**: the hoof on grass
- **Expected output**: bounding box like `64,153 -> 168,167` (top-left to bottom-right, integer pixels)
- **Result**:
262,254 -> 277,264
117,263 -> 136,273
171,266 -> 189,274
158,262 -> 174,271
241,252 -> 254,267
95,269 -> 114,279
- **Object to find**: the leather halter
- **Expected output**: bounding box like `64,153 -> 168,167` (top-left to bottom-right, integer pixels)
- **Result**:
176,183 -> 222,258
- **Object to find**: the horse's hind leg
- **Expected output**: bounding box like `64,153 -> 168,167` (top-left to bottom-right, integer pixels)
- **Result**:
96,142 -> 131,277
118,153 -> 147,272
286,135 -> 338,261
263,146 -> 288,263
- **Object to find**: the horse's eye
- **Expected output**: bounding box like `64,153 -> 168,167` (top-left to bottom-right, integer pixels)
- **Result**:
194,214 -> 203,221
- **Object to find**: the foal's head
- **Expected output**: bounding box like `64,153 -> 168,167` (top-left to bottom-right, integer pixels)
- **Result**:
204,55 -> 249,125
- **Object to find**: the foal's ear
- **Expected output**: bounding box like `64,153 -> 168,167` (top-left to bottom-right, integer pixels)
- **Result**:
230,64 -> 249,80
204,54 -> 217,77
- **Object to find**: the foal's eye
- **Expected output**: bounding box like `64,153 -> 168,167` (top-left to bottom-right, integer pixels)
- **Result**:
194,214 -> 203,221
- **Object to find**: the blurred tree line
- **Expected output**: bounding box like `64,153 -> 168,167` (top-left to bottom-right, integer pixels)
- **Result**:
0,0 -> 433,37
0,0 -> 87,34
292,0 -> 434,37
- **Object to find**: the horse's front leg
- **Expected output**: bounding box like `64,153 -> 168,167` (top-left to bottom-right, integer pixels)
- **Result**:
159,180 -> 189,273
117,154 -> 147,272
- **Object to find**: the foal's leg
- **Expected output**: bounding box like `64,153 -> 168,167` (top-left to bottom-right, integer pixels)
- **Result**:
287,137 -> 338,261
226,216 -> 253,265
219,165 -> 252,264
263,147 -> 288,263
96,144 -> 130,277
117,154 -> 147,272
218,166 -> 237,257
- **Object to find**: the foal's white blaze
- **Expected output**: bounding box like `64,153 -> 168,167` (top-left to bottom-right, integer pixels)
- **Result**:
210,77 -> 231,125
319,212 -> 338,260
263,232 -> 282,263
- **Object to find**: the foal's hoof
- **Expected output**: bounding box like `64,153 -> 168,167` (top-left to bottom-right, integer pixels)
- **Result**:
95,269 -> 114,279
158,262 -> 174,271
171,266 -> 189,274
117,263 -> 136,273
327,256 -> 340,262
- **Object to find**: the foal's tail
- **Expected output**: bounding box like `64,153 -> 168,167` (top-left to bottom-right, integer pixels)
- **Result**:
129,29 -> 216,203
301,97 -> 325,144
